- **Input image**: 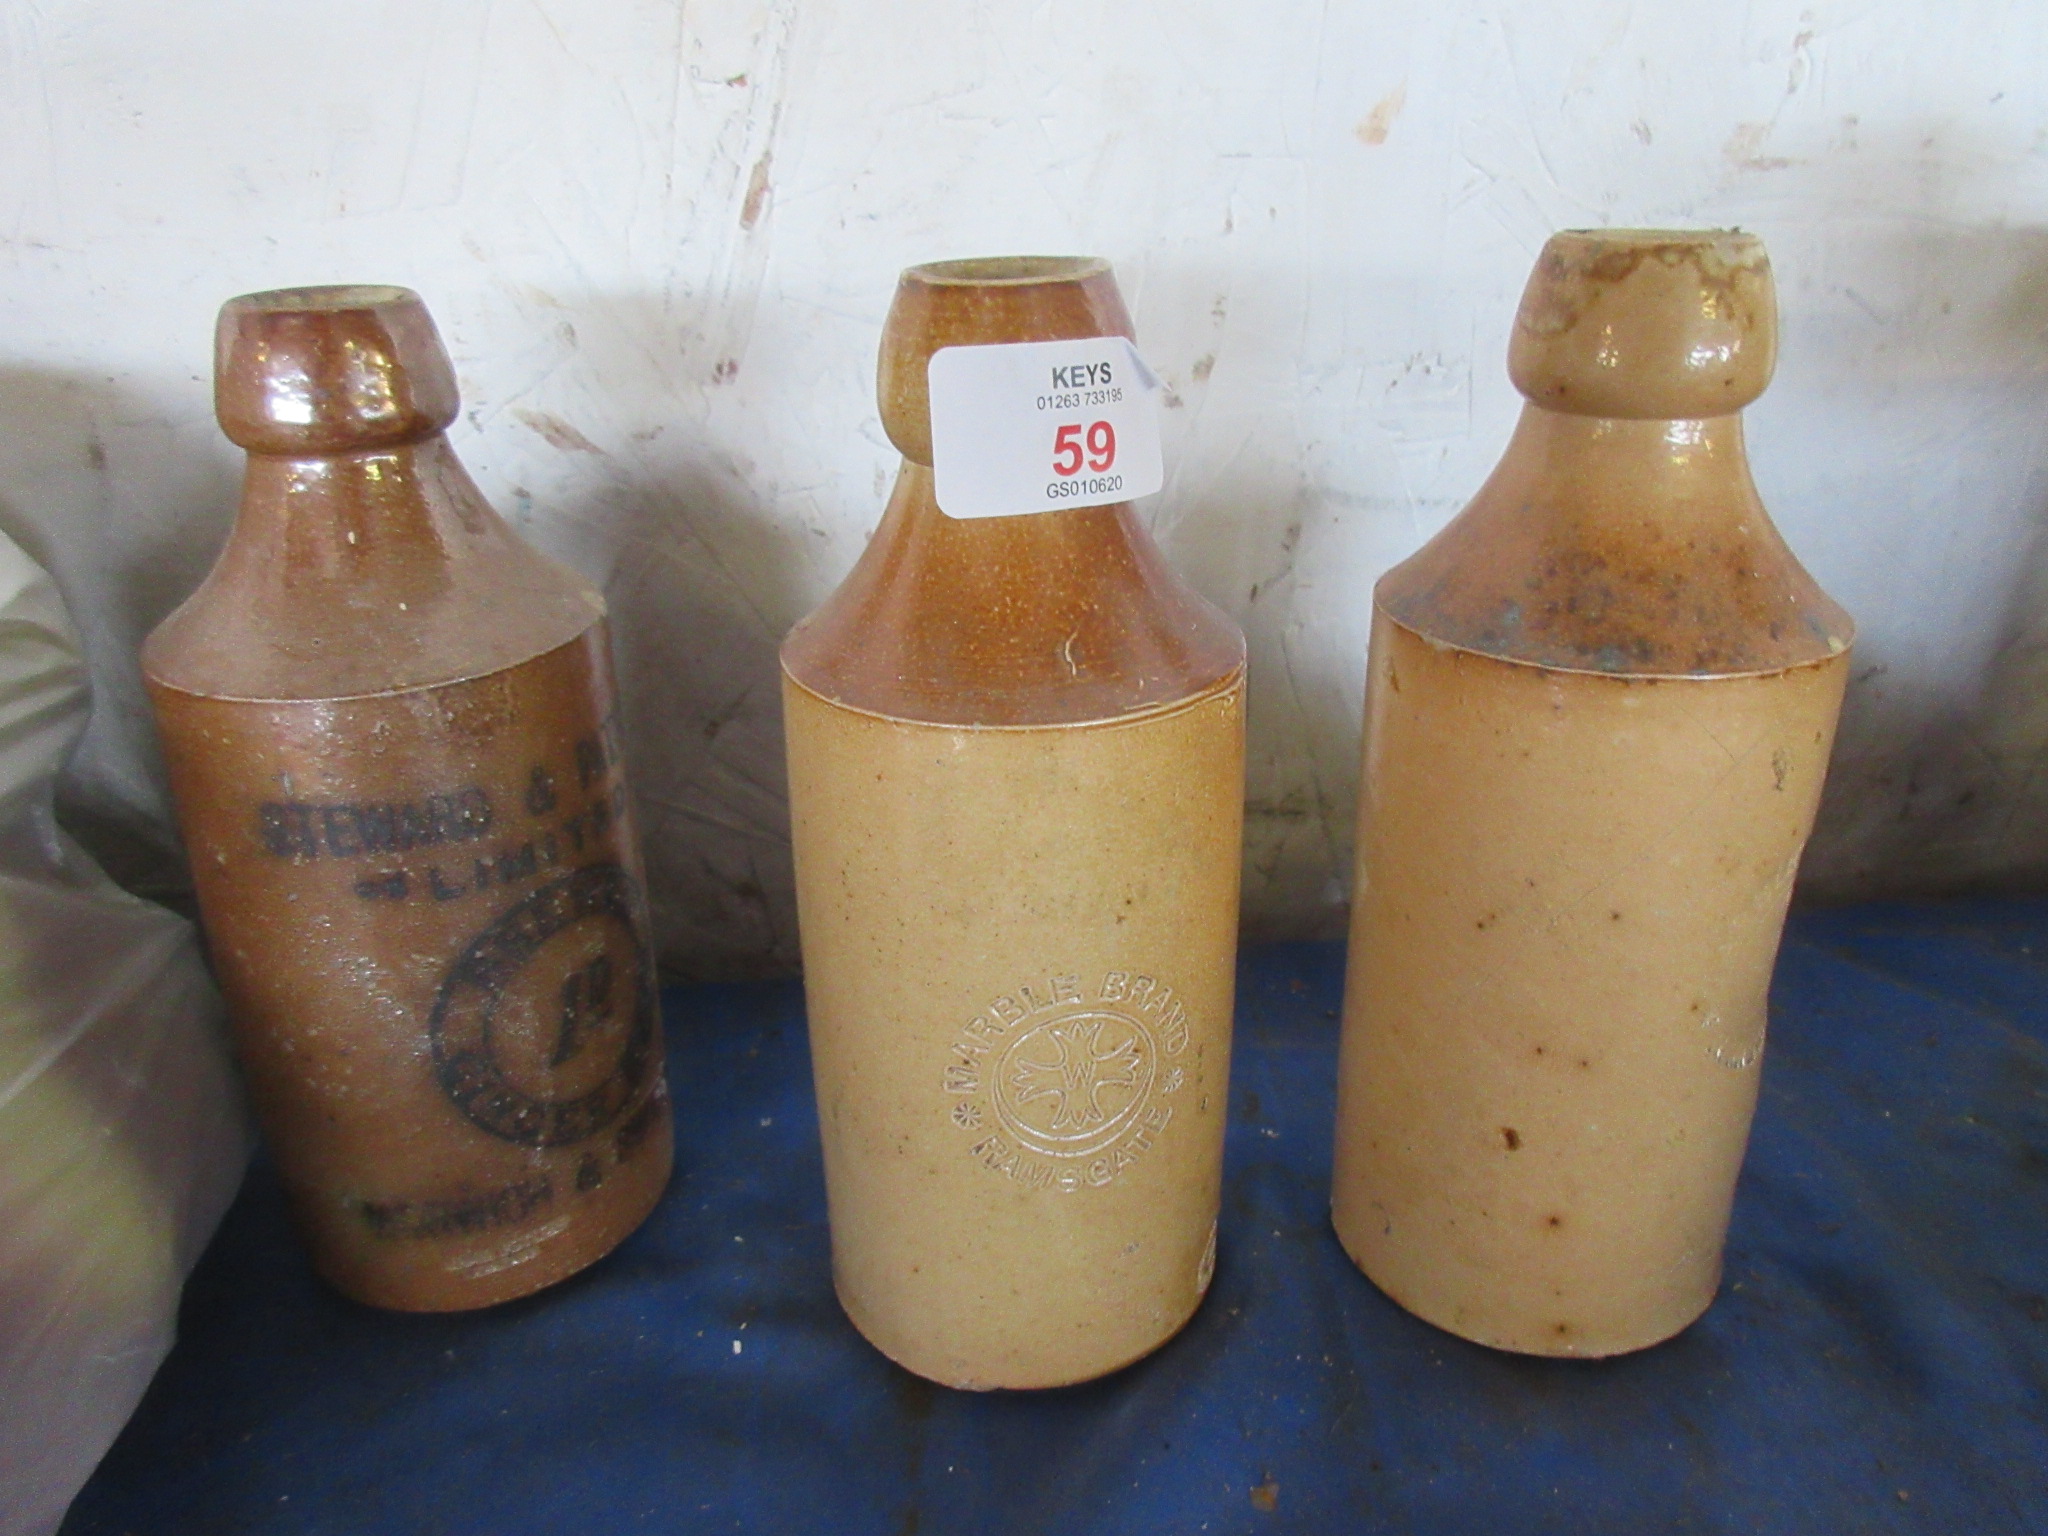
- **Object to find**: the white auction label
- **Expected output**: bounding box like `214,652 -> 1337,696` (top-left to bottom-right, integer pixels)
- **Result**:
926,336 -> 1165,520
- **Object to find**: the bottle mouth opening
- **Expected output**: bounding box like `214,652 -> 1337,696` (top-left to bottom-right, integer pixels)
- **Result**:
1556,226 -> 1753,245
905,255 -> 1110,287
225,284 -> 419,315
1544,228 -> 1768,272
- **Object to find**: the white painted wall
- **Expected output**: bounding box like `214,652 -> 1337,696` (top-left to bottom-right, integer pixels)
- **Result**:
4,0 -> 2046,975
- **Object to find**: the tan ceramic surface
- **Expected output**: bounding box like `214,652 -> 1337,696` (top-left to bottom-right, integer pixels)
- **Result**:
783,257 -> 1247,1386
144,287 -> 670,1311
1332,229 -> 1853,1356
1332,622 -> 1844,1354
786,678 -> 1243,1387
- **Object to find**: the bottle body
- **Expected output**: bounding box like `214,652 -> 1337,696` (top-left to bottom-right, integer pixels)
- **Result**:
786,673 -> 1241,1387
144,287 -> 670,1310
150,628 -> 668,1308
1330,231 -> 1853,1355
784,258 -> 1246,1386
1332,614 -> 1843,1353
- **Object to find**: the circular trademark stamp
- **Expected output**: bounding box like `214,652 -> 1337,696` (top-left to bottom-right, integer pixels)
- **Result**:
990,1009 -> 1160,1159
943,970 -> 1192,1190
430,862 -> 658,1147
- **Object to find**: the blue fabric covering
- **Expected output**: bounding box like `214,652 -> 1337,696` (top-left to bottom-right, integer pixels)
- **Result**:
63,902 -> 2048,1534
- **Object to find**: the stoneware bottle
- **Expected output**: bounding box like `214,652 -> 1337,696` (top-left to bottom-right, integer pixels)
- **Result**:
1330,230 -> 1853,1356
783,257 -> 1246,1388
144,286 -> 671,1311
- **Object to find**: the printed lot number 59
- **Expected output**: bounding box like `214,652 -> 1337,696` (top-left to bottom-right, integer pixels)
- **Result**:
1053,421 -> 1117,477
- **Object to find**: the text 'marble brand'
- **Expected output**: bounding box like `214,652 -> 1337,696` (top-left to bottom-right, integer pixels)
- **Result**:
926,336 -> 1165,520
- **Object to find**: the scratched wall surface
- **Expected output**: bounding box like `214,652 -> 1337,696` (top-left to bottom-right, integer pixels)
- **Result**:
2,1 -> 2046,976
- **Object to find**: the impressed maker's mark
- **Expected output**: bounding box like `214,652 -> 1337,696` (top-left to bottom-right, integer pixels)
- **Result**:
942,969 -> 1191,1191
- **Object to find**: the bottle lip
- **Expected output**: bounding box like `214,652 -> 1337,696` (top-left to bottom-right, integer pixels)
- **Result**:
1531,227 -> 1771,303
1549,225 -> 1763,249
902,255 -> 1111,288
878,254 -> 1133,465
1508,226 -> 1776,419
222,282 -> 421,315
215,283 -> 460,454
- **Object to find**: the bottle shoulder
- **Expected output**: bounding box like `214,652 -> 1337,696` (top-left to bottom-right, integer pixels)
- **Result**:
1378,409 -> 1853,678
143,441 -> 606,702
781,463 -> 1244,727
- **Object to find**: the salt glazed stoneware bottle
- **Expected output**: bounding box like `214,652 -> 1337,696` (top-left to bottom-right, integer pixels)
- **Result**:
1330,230 -> 1853,1356
782,257 -> 1247,1388
144,286 -> 671,1311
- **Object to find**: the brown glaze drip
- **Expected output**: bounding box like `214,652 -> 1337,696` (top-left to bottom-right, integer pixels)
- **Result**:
1382,229 -> 1851,677
784,257 -> 1243,726
148,289 -> 597,701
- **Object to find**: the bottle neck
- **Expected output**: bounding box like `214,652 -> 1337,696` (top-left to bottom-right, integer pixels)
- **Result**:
232,437 -> 459,565
144,434 -> 605,699
1500,406 -> 1758,534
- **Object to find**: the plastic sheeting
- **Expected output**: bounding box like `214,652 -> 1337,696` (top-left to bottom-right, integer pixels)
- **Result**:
64,907 -> 2048,1534
0,530 -> 247,1536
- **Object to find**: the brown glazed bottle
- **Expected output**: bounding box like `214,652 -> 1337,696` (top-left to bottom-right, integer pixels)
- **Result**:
1330,230 -> 1853,1356
144,286 -> 671,1311
783,257 -> 1246,1388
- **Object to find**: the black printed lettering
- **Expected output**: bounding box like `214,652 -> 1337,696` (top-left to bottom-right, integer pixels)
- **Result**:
256,788 -> 493,863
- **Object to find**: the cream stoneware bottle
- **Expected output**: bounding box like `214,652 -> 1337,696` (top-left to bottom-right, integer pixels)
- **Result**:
1331,230 -> 1853,1356
145,286 -> 671,1311
783,256 -> 1246,1389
